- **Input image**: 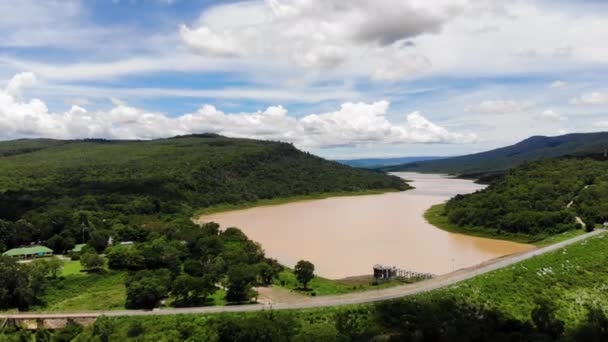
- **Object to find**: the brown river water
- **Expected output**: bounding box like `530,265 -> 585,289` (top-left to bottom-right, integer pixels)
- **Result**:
199,173 -> 534,279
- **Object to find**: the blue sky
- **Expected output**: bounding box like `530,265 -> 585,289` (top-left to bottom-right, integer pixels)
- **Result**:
0,0 -> 607,159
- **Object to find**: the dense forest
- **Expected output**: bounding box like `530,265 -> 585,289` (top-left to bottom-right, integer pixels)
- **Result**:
383,132 -> 608,176
443,157 -> 608,238
0,135 -> 407,311
0,134 -> 408,254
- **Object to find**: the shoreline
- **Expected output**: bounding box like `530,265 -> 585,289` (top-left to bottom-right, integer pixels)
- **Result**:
194,188 -> 406,217
424,203 -> 586,247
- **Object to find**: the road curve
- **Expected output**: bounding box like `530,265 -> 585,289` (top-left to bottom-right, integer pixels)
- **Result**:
2,229 -> 605,320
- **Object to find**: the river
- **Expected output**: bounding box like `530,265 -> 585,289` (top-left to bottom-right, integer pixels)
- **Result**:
199,173 -> 534,279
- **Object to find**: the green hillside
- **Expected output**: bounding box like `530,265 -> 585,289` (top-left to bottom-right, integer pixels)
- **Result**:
0,134 -> 408,253
382,132 -> 608,177
438,157 -> 608,242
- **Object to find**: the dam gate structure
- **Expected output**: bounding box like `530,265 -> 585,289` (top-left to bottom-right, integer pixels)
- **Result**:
373,264 -> 434,283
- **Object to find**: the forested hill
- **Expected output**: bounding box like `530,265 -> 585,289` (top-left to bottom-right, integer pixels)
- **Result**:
382,132 -> 608,176
0,134 -> 408,252
441,157 -> 608,241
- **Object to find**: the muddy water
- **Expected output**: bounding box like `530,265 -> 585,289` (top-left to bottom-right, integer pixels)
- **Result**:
199,173 -> 534,279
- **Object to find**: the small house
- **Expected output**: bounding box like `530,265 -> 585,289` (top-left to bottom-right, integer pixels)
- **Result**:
2,246 -> 54,259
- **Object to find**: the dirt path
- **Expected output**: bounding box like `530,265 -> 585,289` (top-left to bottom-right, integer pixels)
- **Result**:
255,286 -> 311,305
3,229 -> 605,320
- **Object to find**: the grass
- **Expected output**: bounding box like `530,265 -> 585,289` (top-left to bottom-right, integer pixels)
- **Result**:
37,266 -> 127,312
38,261 -> 232,312
60,259 -> 83,276
196,189 -> 402,215
425,203 -> 586,246
274,269 -> 402,296
425,232 -> 608,327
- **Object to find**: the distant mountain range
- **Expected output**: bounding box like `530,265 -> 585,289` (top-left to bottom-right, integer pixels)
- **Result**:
381,132 -> 608,177
336,156 -> 443,168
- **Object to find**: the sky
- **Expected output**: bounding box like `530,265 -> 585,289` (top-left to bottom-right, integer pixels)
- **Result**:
0,0 -> 607,159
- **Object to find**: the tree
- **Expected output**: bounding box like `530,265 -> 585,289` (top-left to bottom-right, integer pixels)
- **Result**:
81,252 -> 105,272
31,257 -> 64,278
92,315 -> 115,342
171,274 -> 215,306
294,260 -> 315,290
50,321 -> 83,342
226,264 -> 257,303
46,234 -> 75,254
574,305 -> 608,341
88,230 -> 110,253
586,220 -> 596,232
532,298 -> 565,340
106,245 -> 144,271
183,259 -> 204,277
0,256 -> 47,310
215,312 -> 299,342
256,262 -> 277,285
125,269 -> 171,309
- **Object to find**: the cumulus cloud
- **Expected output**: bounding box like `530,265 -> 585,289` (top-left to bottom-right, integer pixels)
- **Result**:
465,100 -> 533,115
571,91 -> 608,105
4,72 -> 36,97
0,73 -> 476,147
550,80 -> 568,89
538,109 -> 567,121
179,0 -> 455,78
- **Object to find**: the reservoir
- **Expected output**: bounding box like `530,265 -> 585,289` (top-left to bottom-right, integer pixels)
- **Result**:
199,173 -> 534,279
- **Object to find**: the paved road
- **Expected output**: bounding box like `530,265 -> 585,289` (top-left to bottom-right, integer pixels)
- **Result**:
2,229 -> 605,320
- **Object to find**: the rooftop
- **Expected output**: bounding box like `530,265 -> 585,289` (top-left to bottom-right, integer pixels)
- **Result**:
2,246 -> 54,257
71,244 -> 86,252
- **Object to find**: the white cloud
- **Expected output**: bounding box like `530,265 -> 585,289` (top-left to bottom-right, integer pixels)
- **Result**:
4,72 -> 36,97
175,0 -> 608,82
0,73 -> 476,147
5,0 -> 608,85
571,91 -> 608,105
538,109 -> 567,121
179,25 -> 245,57
594,121 -> 608,129
465,100 -> 533,115
179,0 -> 456,78
550,80 -> 568,88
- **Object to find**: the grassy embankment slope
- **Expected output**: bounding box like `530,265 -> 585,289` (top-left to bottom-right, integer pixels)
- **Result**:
424,157 -> 608,245
36,232 -> 608,341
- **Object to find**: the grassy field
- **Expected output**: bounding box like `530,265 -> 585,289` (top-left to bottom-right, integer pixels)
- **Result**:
28,260 -> 403,312
35,261 -> 127,312
425,203 -> 586,246
196,188 -> 402,215
275,269 -> 402,296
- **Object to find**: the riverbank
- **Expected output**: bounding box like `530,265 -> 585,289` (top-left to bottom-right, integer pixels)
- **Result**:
195,188 -> 405,216
425,203 -> 586,247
